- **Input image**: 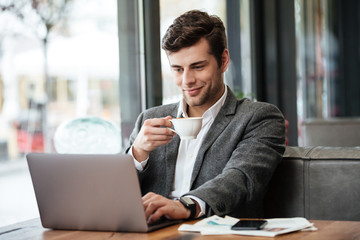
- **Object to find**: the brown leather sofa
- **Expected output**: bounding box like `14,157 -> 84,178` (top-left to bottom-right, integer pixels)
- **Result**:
264,146 -> 360,221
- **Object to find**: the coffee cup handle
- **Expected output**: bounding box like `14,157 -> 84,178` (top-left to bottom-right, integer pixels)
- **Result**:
168,119 -> 177,134
168,128 -> 177,134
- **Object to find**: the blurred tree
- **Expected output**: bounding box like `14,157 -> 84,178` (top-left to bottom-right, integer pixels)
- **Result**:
1,0 -> 73,152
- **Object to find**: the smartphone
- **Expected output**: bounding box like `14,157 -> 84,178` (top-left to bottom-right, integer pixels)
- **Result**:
231,220 -> 267,230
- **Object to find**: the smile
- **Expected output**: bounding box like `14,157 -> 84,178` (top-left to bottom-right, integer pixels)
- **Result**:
184,87 -> 202,96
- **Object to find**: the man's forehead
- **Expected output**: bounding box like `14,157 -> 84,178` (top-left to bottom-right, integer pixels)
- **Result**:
167,43 -> 213,66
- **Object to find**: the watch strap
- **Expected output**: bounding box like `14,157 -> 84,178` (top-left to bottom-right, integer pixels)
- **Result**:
179,197 -> 197,219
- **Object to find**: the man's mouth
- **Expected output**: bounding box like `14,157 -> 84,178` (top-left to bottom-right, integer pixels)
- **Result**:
184,87 -> 202,96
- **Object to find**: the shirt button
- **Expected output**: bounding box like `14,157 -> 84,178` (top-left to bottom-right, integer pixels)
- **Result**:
185,182 -> 190,187
190,154 -> 194,158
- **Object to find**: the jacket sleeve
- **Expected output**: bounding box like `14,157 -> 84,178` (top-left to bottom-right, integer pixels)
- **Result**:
124,112 -> 145,154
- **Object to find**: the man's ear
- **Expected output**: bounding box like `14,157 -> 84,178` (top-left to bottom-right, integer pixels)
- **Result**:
221,49 -> 230,73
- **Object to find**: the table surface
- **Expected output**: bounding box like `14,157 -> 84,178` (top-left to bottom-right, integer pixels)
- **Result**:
1,218 -> 360,240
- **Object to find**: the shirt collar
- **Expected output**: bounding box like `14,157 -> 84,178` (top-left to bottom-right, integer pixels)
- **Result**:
177,85 -> 228,121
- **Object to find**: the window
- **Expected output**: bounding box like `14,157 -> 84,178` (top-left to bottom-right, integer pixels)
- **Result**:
0,0 -> 119,226
295,0 -> 360,145
295,0 -> 360,119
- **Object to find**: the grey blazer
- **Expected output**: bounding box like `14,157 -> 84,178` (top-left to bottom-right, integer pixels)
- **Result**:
126,88 -> 285,218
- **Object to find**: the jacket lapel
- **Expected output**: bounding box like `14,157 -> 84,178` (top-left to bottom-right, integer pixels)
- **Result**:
164,105 -> 181,195
190,88 -> 238,186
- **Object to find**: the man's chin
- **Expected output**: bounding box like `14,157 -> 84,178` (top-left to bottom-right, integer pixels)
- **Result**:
183,97 -> 203,107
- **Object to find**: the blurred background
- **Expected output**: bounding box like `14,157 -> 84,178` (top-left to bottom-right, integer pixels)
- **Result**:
1,0 -> 359,227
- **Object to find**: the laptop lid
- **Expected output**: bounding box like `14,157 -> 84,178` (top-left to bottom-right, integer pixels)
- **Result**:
27,153 -> 152,232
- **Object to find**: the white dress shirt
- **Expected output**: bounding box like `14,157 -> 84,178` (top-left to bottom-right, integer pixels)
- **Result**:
130,86 -> 228,217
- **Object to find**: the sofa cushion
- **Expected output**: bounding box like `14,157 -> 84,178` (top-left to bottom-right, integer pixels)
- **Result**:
264,146 -> 360,221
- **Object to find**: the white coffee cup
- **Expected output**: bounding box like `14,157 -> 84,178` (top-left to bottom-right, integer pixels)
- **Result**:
169,117 -> 203,139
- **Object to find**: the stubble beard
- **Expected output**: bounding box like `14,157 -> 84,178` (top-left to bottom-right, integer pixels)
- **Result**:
184,81 -> 224,108
184,88 -> 211,107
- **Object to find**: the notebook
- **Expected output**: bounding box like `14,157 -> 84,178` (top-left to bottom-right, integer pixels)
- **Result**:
26,153 -> 181,232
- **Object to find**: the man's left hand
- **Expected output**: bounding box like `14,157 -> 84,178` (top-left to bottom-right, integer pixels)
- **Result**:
142,192 -> 190,224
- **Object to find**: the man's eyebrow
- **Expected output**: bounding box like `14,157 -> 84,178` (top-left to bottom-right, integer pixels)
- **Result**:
170,60 -> 208,68
170,64 -> 182,68
190,60 -> 207,66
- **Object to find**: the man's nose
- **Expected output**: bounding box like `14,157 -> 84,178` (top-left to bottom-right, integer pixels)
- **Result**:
182,69 -> 195,85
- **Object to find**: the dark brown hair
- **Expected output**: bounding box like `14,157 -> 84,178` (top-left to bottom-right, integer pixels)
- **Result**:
162,10 -> 227,67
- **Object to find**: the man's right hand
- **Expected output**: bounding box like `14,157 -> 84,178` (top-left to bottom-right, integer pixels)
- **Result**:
132,116 -> 175,162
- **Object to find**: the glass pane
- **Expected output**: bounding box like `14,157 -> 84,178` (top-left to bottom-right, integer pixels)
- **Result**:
295,0 -> 328,119
0,0 -> 119,158
0,0 -> 118,226
295,0 -> 360,145
295,0 -> 360,120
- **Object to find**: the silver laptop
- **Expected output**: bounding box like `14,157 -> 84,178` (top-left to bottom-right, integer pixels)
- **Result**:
26,153 -> 180,232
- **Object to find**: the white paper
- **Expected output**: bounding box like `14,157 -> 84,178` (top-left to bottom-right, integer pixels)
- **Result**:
178,216 -> 316,237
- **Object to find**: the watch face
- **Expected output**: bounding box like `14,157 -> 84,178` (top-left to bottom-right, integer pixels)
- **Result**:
182,197 -> 194,205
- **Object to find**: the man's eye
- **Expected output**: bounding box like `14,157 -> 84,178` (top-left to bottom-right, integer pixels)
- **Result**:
173,68 -> 182,72
194,65 -> 204,70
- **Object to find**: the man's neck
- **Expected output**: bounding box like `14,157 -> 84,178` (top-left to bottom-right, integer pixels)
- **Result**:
187,106 -> 206,118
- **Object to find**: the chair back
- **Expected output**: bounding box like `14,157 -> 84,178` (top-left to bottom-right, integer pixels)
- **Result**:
302,118 -> 360,146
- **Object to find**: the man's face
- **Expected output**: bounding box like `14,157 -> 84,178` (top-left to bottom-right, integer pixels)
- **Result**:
167,38 -> 229,116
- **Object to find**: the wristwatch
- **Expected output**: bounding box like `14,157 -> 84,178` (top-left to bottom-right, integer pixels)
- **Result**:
179,196 -> 197,219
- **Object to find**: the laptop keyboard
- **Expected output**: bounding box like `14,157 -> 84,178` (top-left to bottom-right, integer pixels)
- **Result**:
147,218 -> 183,231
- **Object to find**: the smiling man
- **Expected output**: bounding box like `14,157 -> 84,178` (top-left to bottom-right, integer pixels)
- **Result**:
126,10 -> 286,224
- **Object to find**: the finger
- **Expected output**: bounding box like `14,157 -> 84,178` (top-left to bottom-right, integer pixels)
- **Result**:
142,193 -> 167,220
142,192 -> 160,210
144,200 -> 165,220
144,118 -> 173,128
140,139 -> 173,153
143,127 -> 174,138
147,206 -> 169,224
143,118 -> 158,127
142,192 -> 156,204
